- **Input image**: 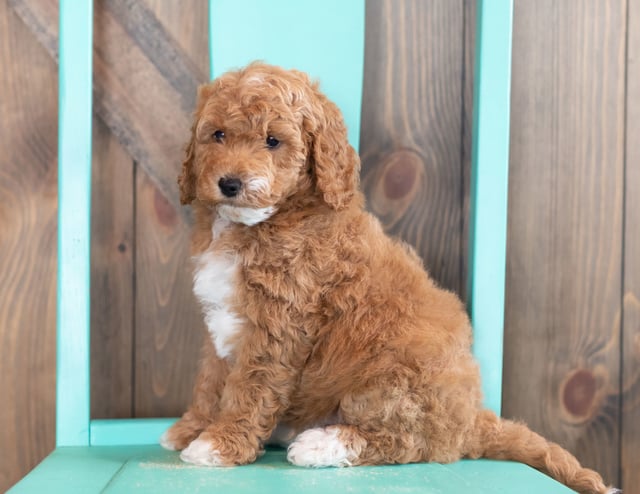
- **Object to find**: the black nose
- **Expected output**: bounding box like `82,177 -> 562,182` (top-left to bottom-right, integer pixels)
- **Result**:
218,177 -> 242,197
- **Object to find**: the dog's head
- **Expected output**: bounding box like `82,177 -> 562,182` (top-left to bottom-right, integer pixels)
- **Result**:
178,62 -> 360,225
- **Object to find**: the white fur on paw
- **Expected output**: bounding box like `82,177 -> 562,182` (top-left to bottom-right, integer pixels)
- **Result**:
287,427 -> 358,468
159,431 -> 177,451
180,438 -> 225,466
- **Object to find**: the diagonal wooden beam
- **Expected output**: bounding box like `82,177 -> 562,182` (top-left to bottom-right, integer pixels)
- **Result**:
102,0 -> 205,115
9,0 -> 208,218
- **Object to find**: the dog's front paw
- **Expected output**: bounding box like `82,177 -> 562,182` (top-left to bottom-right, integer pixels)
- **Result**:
180,437 -> 227,466
159,430 -> 179,451
160,413 -> 206,451
179,430 -> 261,467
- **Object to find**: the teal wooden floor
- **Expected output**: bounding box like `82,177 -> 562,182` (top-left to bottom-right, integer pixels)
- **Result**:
10,446 -> 574,493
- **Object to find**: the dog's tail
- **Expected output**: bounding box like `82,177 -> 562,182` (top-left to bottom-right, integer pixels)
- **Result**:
466,410 -> 620,494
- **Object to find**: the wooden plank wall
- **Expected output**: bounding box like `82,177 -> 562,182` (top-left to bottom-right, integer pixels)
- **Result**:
0,0 -> 57,489
360,0 -> 469,297
504,0 -> 627,485
1,0 -> 637,492
623,0 -> 640,488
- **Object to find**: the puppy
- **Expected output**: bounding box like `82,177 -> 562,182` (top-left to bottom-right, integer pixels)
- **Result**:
161,62 -> 616,494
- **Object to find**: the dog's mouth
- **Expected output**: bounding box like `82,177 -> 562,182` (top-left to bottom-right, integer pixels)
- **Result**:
216,204 -> 277,226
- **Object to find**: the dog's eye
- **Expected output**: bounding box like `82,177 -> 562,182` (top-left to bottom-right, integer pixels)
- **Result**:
266,136 -> 280,149
213,130 -> 225,142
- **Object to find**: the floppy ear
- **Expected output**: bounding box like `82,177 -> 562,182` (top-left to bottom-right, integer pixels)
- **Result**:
306,90 -> 360,210
178,126 -> 197,205
178,83 -> 216,205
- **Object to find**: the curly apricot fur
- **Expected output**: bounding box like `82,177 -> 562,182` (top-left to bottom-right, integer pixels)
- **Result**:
164,63 -> 616,494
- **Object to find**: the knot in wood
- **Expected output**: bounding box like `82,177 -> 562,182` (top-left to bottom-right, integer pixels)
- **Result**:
381,150 -> 421,200
560,368 -> 599,423
154,188 -> 178,228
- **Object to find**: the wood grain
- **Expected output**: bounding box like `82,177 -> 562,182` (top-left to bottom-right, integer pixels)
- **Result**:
102,0 -> 204,114
145,0 -> 210,78
622,0 -> 640,492
8,0 -> 206,218
8,0 -> 211,417
460,0 -> 476,303
132,0 -> 209,416
360,0 -> 467,296
504,0 -> 626,486
0,0 -> 57,490
90,116 -> 135,419
91,0 -> 195,216
133,173 -> 203,417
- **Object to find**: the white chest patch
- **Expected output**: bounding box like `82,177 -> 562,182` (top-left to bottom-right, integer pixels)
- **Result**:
192,218 -> 242,359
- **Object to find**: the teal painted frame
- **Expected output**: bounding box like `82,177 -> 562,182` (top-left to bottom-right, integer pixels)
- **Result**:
468,0 -> 514,415
90,419 -> 176,446
53,0 -> 512,448
56,0 -> 93,447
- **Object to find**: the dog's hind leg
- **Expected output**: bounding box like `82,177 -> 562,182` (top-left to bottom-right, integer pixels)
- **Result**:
286,424 -> 428,467
286,360 -> 481,467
